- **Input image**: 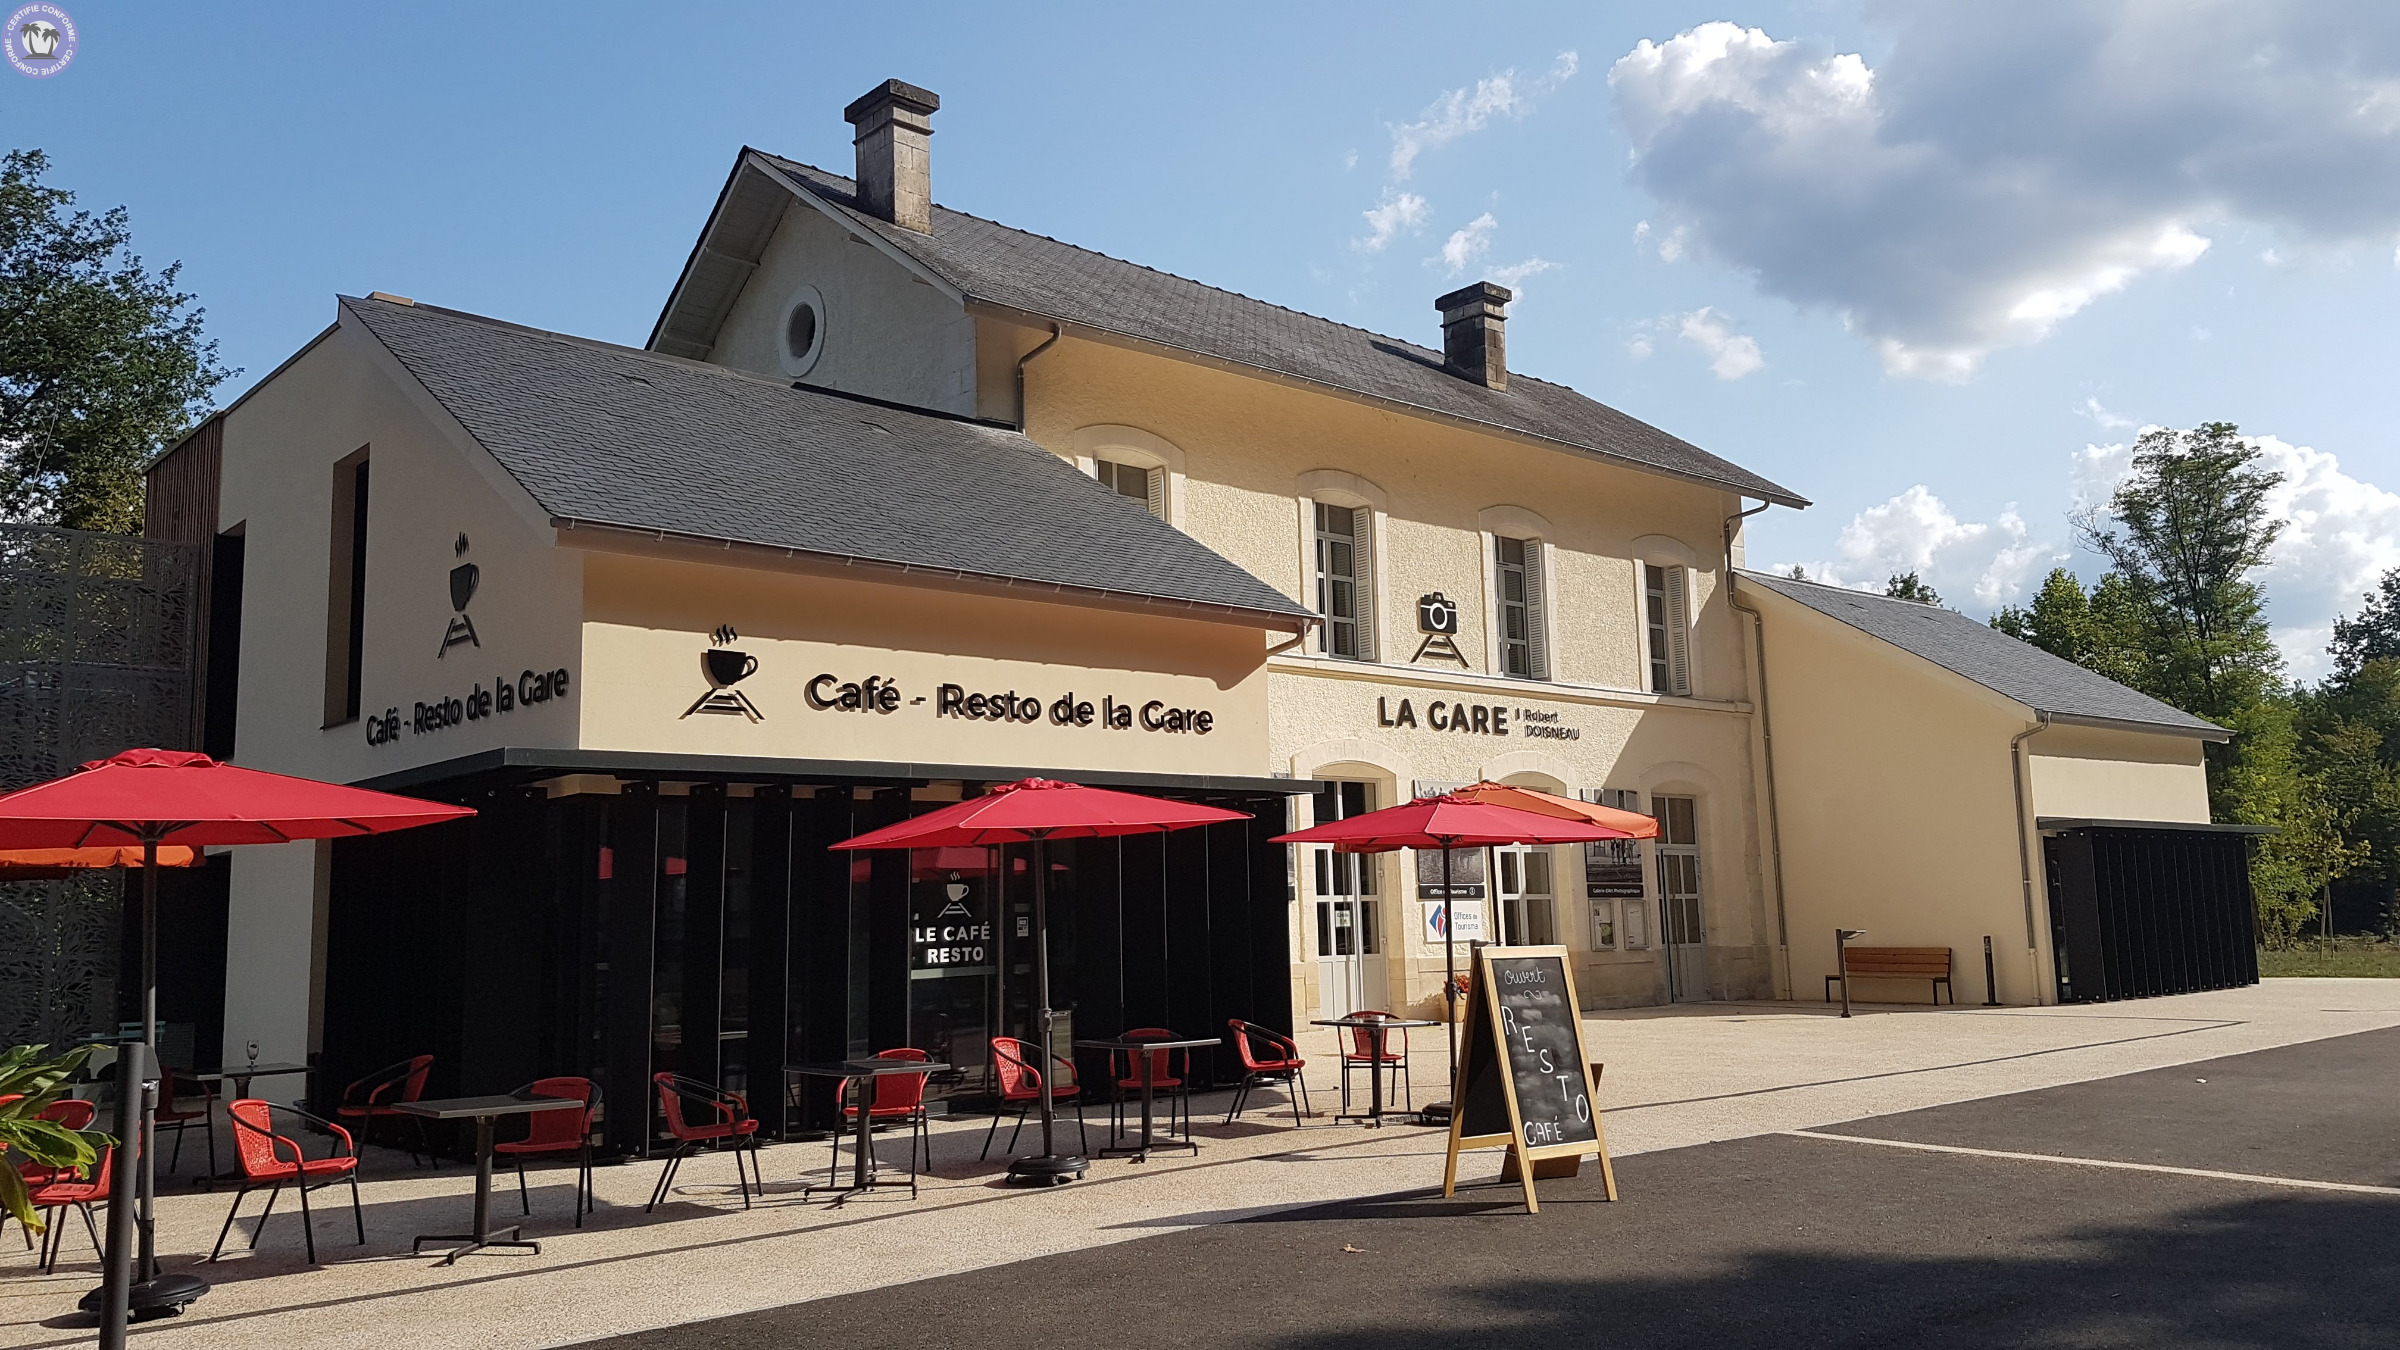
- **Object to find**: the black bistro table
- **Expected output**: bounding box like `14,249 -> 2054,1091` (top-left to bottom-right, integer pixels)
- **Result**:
1074,1035 -> 1220,1162
393,1093 -> 580,1263
1312,1015 -> 1438,1126
783,1059 -> 947,1205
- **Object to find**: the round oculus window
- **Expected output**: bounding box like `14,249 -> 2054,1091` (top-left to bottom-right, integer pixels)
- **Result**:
784,299 -> 819,365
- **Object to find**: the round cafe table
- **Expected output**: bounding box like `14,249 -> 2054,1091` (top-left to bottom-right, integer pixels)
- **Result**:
1073,1035 -> 1220,1162
1312,1016 -> 1437,1126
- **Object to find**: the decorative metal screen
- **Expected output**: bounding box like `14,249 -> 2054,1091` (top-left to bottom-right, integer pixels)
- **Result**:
0,525 -> 200,1049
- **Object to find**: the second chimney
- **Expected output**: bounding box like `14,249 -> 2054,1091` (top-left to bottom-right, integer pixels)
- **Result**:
844,79 -> 941,233
1436,281 -> 1512,390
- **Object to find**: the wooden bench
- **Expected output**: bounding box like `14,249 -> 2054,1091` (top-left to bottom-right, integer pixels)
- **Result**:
1826,946 -> 1953,1005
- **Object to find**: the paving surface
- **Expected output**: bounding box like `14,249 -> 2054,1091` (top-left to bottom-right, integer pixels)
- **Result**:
5,980 -> 2397,1349
579,1026 -> 2400,1350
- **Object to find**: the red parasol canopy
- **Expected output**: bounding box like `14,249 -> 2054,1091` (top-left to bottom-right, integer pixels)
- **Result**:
1447,781 -> 1659,839
1269,793 -> 1628,852
832,777 -> 1249,849
0,748 -> 474,849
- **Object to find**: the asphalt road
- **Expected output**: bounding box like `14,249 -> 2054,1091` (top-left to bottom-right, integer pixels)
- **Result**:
575,1025 -> 2400,1350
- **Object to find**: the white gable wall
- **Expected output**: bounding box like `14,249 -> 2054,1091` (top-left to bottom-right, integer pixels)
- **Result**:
706,199 -> 979,416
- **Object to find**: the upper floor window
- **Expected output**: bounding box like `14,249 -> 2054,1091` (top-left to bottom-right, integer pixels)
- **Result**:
779,284 -> 826,377
1093,458 -> 1163,518
1496,535 -> 1548,680
1313,501 -> 1374,661
1644,562 -> 1691,696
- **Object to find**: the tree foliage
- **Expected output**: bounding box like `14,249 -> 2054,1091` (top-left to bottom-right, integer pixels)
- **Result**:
2330,569 -> 2400,680
1,149 -> 232,531
1883,570 -> 1942,604
0,1043 -> 107,1234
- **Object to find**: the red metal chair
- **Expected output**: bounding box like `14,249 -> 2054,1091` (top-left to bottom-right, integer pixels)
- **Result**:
13,1097 -> 96,1188
644,1074 -> 761,1213
1339,1010 -> 1412,1114
493,1077 -> 598,1226
24,1135 -> 110,1274
209,1099 -> 364,1265
157,1070 -> 217,1176
334,1054 -> 434,1166
1223,1019 -> 1311,1127
833,1049 -> 932,1197
982,1037 -> 1089,1161
1110,1027 -> 1194,1145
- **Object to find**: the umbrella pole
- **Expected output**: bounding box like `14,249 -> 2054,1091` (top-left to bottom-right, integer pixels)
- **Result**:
1442,844 -> 1458,1097
1008,833 -> 1087,1186
97,844 -> 152,1350
138,838 -> 158,1282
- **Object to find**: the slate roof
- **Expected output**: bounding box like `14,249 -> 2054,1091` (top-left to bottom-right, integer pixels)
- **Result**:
677,154 -> 1806,509
340,294 -> 1314,625
1738,571 -> 2227,738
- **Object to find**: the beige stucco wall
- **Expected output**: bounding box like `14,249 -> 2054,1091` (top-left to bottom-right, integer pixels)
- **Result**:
2028,722 -> 2212,823
708,200 -> 979,415
210,310 -> 589,1066
1002,333 -> 1779,1019
1746,582 -> 2056,1006
576,551 -> 1269,777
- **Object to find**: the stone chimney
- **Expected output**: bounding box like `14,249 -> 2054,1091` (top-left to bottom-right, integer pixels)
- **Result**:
843,79 -> 941,233
1436,281 -> 1512,390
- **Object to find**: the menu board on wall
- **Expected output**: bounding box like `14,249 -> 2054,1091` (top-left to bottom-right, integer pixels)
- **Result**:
1582,788 -> 1646,899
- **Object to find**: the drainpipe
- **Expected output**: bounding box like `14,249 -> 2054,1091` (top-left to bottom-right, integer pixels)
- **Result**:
1722,502 -> 1789,999
2009,713 -> 2052,1002
1014,322 -> 1064,432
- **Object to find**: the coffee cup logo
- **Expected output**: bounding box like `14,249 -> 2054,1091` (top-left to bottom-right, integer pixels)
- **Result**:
704,648 -> 758,688
437,536 -> 482,658
684,624 -> 764,721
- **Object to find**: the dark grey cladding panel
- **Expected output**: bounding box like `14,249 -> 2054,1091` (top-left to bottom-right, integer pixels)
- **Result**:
746,155 -> 1806,509
342,295 -> 1310,622
1739,570 -> 2225,737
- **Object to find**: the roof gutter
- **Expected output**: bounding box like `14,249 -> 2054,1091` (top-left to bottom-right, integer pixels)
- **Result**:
2037,709 -> 2231,742
550,514 -> 1319,635
960,298 -> 1810,510
1722,502 -> 1789,998
1015,322 -> 1064,431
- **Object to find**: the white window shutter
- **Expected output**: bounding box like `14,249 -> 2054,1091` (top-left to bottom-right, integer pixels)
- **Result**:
1351,506 -> 1376,662
1145,465 -> 1166,520
1524,540 -> 1549,680
1665,564 -> 1691,695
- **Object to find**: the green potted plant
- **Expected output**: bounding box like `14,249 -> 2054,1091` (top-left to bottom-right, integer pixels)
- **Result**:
1,1043 -> 110,1235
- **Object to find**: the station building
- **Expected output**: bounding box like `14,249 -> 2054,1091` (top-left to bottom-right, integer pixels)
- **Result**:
144,80 -> 2254,1143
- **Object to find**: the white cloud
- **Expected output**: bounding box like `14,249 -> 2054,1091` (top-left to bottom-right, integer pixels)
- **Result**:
1488,257 -> 1557,295
1357,191 -> 1429,252
1438,213 -> 1497,272
1778,486 -> 2058,607
1386,51 -> 1581,181
1627,333 -> 1655,360
2256,435 -> 2400,678
2078,396 -> 2135,430
1677,307 -> 1764,379
1607,7 -> 2400,377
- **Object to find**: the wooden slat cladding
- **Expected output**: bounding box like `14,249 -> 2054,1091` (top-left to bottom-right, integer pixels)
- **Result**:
145,414 -> 225,747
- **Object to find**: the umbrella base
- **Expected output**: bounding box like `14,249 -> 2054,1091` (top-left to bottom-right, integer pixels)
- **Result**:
79,1271 -> 209,1320
1416,1100 -> 1453,1126
1006,1153 -> 1089,1186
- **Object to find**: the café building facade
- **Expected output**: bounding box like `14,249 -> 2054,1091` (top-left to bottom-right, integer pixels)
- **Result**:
147,80 -> 2250,1144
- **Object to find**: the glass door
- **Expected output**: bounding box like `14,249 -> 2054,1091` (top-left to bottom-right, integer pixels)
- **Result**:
1494,844 -> 1556,945
1654,795 -> 1707,1001
1311,781 -> 1383,1017
907,846 -> 1001,1098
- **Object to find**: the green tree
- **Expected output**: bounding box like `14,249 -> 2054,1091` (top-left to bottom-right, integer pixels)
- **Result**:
2330,568 -> 2400,678
2219,698 -> 2363,946
1990,568 -> 2154,693
2074,422 -> 2284,725
1,149 -> 232,531
1883,570 -> 1941,604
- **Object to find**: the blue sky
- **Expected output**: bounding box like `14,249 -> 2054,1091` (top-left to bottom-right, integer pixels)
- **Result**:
10,2 -> 2400,676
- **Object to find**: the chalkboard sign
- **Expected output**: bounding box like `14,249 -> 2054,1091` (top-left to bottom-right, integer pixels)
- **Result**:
1442,944 -> 1616,1213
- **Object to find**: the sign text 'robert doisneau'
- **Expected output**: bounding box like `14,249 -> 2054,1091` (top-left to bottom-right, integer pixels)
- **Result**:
806,672 -> 1214,735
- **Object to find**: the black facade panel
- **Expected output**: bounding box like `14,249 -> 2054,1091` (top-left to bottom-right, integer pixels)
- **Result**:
2046,826 -> 2257,1004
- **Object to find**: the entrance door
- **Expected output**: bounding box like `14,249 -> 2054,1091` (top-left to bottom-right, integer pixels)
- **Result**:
1493,844 -> 1556,945
907,846 -> 1001,1097
1311,781 -> 1384,1017
1654,795 -> 1707,1001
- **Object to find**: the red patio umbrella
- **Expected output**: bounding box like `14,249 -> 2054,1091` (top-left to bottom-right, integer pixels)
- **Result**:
0,749 -> 474,1346
1447,781 -> 1660,839
1272,795 -> 1631,1114
834,778 -> 1249,1186
0,844 -> 200,880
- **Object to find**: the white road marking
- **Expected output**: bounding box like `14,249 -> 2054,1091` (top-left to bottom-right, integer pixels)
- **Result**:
1784,1129 -> 2400,1197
